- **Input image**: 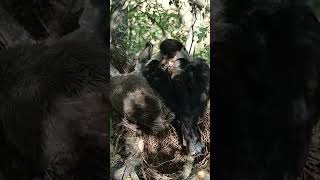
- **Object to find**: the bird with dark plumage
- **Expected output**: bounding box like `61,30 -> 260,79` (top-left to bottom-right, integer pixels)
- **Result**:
142,39 -> 210,156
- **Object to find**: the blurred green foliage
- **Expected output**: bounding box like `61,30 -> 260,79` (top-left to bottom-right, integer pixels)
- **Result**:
127,0 -> 210,61
309,0 -> 320,8
309,0 -> 320,17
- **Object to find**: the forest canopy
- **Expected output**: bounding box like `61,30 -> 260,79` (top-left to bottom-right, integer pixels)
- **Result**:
127,0 -> 210,61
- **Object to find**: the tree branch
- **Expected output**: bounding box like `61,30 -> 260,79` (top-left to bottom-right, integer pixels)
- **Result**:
145,13 -> 167,38
189,0 -> 210,12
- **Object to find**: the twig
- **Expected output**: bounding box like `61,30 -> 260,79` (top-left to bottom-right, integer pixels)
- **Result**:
147,158 -> 177,168
113,133 -> 122,157
186,4 -> 198,56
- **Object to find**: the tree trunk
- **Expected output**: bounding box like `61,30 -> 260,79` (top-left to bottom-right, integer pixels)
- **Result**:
111,0 -> 134,74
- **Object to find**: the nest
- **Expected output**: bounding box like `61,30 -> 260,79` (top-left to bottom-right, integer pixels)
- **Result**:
111,102 -> 211,179
111,99 -> 320,180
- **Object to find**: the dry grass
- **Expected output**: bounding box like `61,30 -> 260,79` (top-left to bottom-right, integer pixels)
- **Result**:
111,99 -> 320,180
111,102 -> 211,179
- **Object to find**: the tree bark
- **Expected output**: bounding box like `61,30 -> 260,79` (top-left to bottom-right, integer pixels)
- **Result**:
111,0 -> 134,74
